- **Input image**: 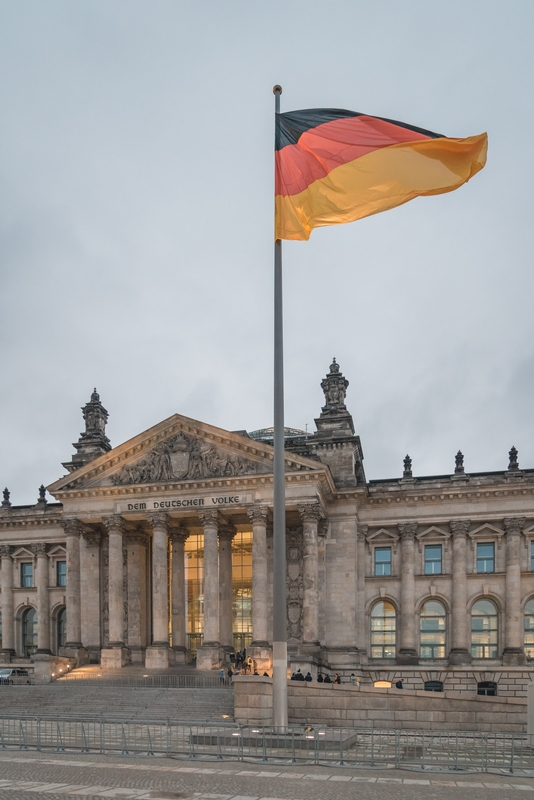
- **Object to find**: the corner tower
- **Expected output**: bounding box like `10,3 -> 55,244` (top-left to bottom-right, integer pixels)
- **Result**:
308,359 -> 365,488
62,389 -> 111,472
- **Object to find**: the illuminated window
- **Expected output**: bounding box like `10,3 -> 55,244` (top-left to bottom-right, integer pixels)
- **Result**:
232,531 -> 253,652
424,545 -> 442,575
373,680 -> 391,688
524,598 -> 534,658
419,600 -> 446,658
370,601 -> 396,659
374,547 -> 391,576
184,533 -> 204,656
471,598 -> 498,658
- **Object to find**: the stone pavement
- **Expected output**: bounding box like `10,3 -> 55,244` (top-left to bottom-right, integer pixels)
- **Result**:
0,752 -> 533,800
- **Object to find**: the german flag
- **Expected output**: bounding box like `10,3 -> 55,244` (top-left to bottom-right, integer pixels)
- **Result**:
275,109 -> 487,241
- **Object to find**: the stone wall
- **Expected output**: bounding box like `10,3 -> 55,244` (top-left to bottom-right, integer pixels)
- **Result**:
233,675 -> 528,732
361,666 -> 534,697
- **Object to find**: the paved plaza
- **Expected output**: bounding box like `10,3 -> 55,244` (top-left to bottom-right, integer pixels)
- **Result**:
0,752 -> 533,800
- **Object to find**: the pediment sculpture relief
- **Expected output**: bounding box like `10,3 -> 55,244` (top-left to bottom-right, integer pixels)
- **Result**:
111,432 -> 271,486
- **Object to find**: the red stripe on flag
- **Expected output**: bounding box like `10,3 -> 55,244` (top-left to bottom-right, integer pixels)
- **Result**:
276,115 -> 435,197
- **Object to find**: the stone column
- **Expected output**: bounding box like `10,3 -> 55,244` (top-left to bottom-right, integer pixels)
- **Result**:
60,520 -> 88,665
196,509 -> 221,670
219,523 -> 236,652
503,517 -> 527,665
0,546 -> 15,659
80,531 -> 102,661
398,522 -> 418,664
170,528 -> 188,664
298,503 -> 324,652
100,516 -> 130,668
125,530 -> 148,664
247,506 -> 269,650
449,519 -> 471,665
33,543 -> 51,654
146,513 -> 172,668
356,525 -> 368,662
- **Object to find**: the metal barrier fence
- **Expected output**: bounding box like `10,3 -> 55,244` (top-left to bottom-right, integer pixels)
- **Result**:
0,715 -> 533,774
56,674 -> 223,688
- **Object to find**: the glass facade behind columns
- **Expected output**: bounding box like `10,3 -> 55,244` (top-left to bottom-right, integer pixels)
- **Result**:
232,531 -> 253,652
185,533 -> 204,656
182,530 -> 253,658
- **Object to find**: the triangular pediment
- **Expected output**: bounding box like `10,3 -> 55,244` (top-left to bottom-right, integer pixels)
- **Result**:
47,413 -> 323,495
366,528 -> 399,543
417,525 -> 450,541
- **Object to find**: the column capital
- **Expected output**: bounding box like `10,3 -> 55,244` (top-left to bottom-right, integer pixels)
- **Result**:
450,519 -> 471,537
146,512 -> 169,531
61,518 -> 85,538
124,529 -> 149,547
398,522 -> 417,540
0,545 -> 12,559
298,502 -> 324,524
219,523 -> 237,542
169,527 -> 189,546
504,516 -> 526,535
198,509 -> 219,527
82,530 -> 102,548
246,505 -> 269,525
101,515 -> 125,535
31,543 -> 48,558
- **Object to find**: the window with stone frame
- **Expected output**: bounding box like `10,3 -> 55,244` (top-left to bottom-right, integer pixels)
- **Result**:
530,542 -> 534,572
370,600 -> 396,658
524,598 -> 534,658
419,599 -> 446,658
471,598 -> 498,658
56,560 -> 66,587
424,544 -> 442,575
476,542 -> 495,573
20,562 -> 33,588
374,547 -> 392,576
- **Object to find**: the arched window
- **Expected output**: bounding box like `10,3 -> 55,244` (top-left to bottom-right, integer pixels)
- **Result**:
22,608 -> 37,657
471,598 -> 498,659
420,600 -> 446,659
370,601 -> 396,659
57,607 -> 66,651
524,599 -> 534,658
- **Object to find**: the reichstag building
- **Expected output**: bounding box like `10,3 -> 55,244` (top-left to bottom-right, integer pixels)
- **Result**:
1,360 -> 533,695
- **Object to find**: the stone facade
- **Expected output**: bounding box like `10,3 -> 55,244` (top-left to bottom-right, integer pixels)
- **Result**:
0,362 -> 533,700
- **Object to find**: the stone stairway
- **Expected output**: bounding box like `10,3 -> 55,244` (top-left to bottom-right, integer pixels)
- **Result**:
0,684 -> 234,722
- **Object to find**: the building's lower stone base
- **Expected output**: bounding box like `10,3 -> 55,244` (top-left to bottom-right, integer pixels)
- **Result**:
196,644 -> 222,670
172,647 -> 187,665
145,645 -> 174,669
247,643 -> 272,674
233,675 -> 528,731
100,647 -> 131,669
59,646 -> 89,668
31,653 -> 75,684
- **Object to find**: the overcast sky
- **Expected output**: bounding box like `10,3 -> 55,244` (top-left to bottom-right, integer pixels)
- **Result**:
1,1 -> 533,504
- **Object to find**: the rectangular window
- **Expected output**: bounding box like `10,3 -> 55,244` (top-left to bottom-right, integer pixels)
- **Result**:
56,561 -> 67,587
424,545 -> 442,575
531,541 -> 534,571
374,547 -> 392,576
20,563 -> 33,588
476,542 -> 495,573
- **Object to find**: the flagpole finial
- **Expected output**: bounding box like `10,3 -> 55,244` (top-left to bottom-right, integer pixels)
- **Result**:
273,85 -> 282,95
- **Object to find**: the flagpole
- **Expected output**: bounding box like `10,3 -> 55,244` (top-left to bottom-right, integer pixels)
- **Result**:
272,84 -> 288,730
